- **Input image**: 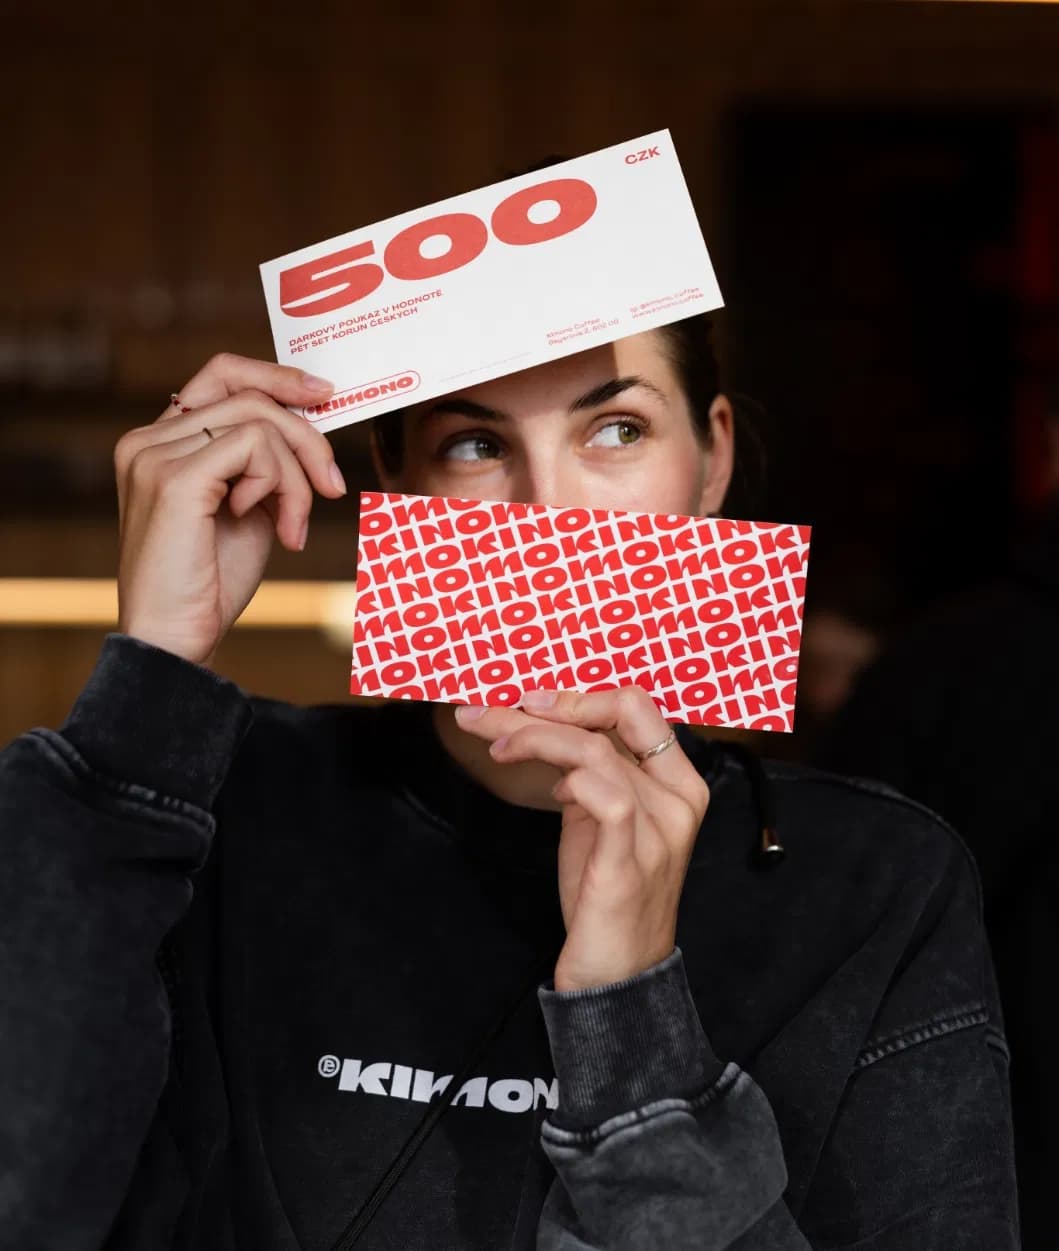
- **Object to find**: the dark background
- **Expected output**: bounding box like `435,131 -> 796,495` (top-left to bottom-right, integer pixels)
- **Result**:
1,0 -> 1057,748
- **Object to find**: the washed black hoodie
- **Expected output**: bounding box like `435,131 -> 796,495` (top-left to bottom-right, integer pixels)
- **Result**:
0,633 -> 1018,1250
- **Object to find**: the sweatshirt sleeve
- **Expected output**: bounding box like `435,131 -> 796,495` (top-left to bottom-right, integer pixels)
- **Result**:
0,632 -> 253,1250
534,947 -> 813,1249
533,845 -> 1019,1250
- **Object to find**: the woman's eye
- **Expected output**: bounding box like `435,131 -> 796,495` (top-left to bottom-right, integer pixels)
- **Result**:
442,435 -> 502,462
588,419 -> 644,449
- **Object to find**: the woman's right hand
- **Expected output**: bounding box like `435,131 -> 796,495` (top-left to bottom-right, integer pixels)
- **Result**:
114,353 -> 348,668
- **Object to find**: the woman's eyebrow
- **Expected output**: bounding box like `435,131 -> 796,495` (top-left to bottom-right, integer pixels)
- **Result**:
416,375 -> 667,428
569,375 -> 668,411
416,398 -> 506,427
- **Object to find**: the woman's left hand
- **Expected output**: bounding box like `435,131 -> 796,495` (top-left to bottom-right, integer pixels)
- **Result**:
454,687 -> 711,992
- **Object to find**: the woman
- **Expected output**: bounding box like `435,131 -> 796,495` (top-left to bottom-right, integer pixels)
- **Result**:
0,319 -> 1018,1250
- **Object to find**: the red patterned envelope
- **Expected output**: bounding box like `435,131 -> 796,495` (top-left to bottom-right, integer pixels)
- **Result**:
350,492 -> 811,731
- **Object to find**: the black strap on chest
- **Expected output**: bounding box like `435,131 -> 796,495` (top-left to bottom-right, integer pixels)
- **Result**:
328,945 -> 561,1251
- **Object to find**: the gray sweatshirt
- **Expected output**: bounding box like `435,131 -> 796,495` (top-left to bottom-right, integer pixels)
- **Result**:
0,634 -> 1019,1249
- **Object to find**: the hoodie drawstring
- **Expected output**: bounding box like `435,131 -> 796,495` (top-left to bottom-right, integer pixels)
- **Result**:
710,739 -> 786,869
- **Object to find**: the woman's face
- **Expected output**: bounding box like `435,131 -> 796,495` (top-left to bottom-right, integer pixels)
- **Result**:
371,329 -> 734,517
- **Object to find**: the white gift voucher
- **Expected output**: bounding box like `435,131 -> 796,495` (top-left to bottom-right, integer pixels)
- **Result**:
260,130 -> 723,434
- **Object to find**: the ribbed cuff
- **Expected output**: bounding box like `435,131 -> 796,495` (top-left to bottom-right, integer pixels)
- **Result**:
60,632 -> 254,811
537,947 -> 725,1131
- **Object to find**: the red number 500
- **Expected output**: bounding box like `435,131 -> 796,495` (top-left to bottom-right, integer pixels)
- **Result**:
278,178 -> 598,319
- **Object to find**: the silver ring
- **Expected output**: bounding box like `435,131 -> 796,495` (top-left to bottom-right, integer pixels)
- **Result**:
634,729 -> 676,764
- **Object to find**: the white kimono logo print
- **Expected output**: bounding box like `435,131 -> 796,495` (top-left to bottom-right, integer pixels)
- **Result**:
318,1054 -> 559,1114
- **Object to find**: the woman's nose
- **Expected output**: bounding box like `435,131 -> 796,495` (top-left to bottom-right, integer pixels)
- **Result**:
508,457 -> 586,510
